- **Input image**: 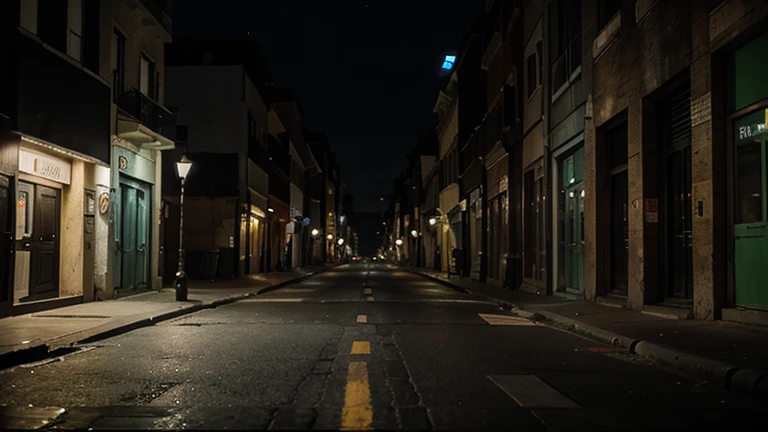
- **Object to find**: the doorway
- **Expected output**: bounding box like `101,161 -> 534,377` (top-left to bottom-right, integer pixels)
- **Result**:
0,174 -> 11,303
559,147 -> 585,295
119,179 -> 151,291
733,109 -> 768,309
24,183 -> 61,300
608,123 -> 629,295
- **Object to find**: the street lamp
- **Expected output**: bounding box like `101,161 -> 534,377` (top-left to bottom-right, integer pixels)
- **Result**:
326,234 -> 333,241
410,229 -> 418,238
337,238 -> 345,246
395,238 -> 403,246
311,228 -> 320,237
428,217 -> 437,226
175,155 -> 193,301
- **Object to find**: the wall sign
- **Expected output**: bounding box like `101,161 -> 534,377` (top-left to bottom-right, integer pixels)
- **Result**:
99,193 -> 110,215
19,148 -> 71,184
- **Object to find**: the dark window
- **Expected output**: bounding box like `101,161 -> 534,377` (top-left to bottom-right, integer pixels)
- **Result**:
140,54 -> 156,100
536,41 -> 543,85
112,30 -> 126,101
550,0 -> 582,92
598,0 -> 621,31
38,0 -> 68,53
526,53 -> 538,98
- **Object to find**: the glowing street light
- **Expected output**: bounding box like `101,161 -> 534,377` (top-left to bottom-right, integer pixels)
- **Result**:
428,217 -> 437,226
395,239 -> 403,246
410,229 -> 418,238
326,234 -> 334,240
174,155 -> 193,301
311,228 -> 320,237
337,238 -> 345,246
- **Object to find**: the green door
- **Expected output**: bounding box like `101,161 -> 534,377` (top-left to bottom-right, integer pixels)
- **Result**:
734,110 -> 768,308
119,180 -> 151,291
561,147 -> 584,294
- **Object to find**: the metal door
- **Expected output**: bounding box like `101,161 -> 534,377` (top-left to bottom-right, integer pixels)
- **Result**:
667,147 -> 693,299
29,185 -> 60,298
611,171 -> 629,294
0,174 -> 10,303
564,183 -> 584,292
120,185 -> 138,290
135,187 -> 149,289
734,111 -> 768,308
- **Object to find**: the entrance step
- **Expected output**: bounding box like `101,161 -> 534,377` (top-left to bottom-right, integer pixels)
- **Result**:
595,295 -> 625,309
722,308 -> 768,327
641,304 -> 692,320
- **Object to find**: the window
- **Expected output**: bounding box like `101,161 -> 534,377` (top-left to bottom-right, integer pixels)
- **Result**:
536,41 -> 543,85
67,0 -> 83,61
550,0 -> 582,93
20,0 -> 39,34
526,53 -> 538,98
112,29 -> 126,101
139,54 -> 156,99
598,0 -> 621,31
16,182 -> 35,240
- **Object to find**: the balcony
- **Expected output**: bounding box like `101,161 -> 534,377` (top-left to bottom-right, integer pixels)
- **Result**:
551,32 -> 582,99
460,103 -> 503,173
116,88 -> 177,149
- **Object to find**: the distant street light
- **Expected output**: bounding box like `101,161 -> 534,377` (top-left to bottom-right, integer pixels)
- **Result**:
410,230 -> 418,238
311,228 -> 320,237
395,239 -> 403,246
428,217 -> 437,226
337,238 -> 345,246
327,234 -> 334,240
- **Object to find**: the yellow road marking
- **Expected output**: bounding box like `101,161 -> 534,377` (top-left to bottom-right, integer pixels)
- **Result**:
341,361 -> 373,430
365,296 -> 375,302
350,341 -> 371,355
356,314 -> 368,323
363,288 -> 373,295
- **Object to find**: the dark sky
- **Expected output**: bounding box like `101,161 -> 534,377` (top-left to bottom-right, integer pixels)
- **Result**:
173,1 -> 484,213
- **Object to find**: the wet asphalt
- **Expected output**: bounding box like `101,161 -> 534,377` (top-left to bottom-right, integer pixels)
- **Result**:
0,263 -> 766,431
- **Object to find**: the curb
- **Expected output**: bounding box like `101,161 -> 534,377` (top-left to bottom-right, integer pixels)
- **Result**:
409,268 -> 768,403
0,267 -> 335,371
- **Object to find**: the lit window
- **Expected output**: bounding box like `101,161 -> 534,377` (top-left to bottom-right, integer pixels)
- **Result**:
441,55 -> 456,70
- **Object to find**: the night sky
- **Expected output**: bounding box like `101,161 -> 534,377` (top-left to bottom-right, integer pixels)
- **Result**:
173,1 -> 484,214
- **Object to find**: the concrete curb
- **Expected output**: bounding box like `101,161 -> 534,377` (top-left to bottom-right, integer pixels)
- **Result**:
408,268 -> 768,402
0,267 -> 336,370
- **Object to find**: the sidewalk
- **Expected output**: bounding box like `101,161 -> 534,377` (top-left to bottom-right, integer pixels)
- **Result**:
0,266 -> 332,369
411,268 -> 768,402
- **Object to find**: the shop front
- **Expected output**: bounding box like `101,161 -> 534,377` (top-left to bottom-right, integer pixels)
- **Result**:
725,31 -> 768,316
555,145 -> 584,297
8,135 -> 107,313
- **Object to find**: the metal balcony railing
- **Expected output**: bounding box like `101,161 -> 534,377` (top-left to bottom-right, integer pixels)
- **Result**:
116,88 -> 177,139
551,32 -> 582,95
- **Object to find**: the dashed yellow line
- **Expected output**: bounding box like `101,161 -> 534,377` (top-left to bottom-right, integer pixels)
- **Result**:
350,341 -> 371,355
356,314 -> 368,323
341,361 -> 373,430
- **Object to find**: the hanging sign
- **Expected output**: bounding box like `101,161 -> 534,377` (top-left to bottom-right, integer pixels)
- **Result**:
19,149 -> 71,184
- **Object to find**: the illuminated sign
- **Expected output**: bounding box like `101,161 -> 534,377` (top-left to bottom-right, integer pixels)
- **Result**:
19,148 -> 71,184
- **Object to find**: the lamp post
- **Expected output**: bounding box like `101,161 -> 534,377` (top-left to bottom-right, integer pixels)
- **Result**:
175,155 -> 193,301
311,229 -> 320,265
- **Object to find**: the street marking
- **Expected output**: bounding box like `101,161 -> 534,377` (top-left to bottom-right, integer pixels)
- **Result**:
478,313 -> 536,326
356,314 -> 368,323
488,375 -> 580,409
243,298 -> 303,302
365,296 -> 375,302
350,341 -> 371,355
363,288 -> 373,295
341,362 -> 373,430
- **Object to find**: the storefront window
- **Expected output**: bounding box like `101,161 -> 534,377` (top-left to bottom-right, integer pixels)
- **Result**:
734,111 -> 766,224
16,182 -> 34,240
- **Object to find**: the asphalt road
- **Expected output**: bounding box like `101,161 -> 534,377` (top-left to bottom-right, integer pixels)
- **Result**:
1,263 -> 766,431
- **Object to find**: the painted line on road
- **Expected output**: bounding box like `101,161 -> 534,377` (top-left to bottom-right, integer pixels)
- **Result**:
365,296 -> 375,302
478,313 -> 537,326
356,314 -> 368,323
350,341 -> 371,355
488,375 -> 580,409
363,288 -> 373,295
341,361 -> 373,430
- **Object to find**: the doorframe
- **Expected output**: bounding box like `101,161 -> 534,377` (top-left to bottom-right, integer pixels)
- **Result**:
117,174 -> 153,294
726,98 -> 768,310
553,139 -> 586,298
0,172 -> 14,315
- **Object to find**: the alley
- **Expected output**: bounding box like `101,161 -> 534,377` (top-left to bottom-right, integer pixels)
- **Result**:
0,264 -> 765,431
